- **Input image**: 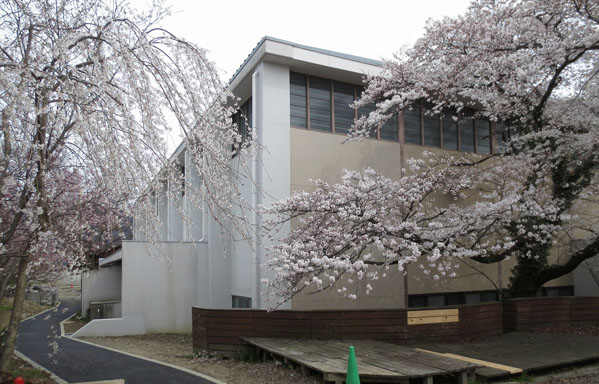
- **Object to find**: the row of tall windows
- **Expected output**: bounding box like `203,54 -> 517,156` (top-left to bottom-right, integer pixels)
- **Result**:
290,71 -> 510,154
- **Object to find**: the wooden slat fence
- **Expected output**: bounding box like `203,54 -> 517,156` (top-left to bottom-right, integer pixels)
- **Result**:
503,296 -> 599,331
193,302 -> 503,355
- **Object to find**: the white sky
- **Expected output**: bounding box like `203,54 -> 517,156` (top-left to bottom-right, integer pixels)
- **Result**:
131,0 -> 473,150
141,0 -> 472,79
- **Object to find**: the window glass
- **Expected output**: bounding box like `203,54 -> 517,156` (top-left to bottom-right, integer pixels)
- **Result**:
333,81 -> 355,135
408,295 -> 427,308
404,106 -> 422,145
357,87 -> 377,138
446,292 -> 463,305
427,295 -> 446,307
481,291 -> 498,302
459,110 -> 475,152
232,295 -> 252,308
423,107 -> 441,147
309,76 -> 332,132
476,119 -> 491,154
380,114 -> 398,141
465,293 -> 481,304
290,72 -> 307,128
496,122 -> 510,151
442,111 -> 458,150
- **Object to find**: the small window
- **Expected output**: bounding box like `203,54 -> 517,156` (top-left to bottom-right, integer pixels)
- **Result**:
232,295 -> 252,308
290,72 -> 307,128
333,81 -> 355,135
481,291 -> 498,302
423,107 -> 441,148
427,295 -> 446,307
459,110 -> 475,152
544,286 -> 573,297
465,293 -> 481,304
475,119 -> 491,154
442,111 -> 458,151
380,114 -> 398,141
496,122 -> 510,151
404,106 -> 422,145
309,76 -> 332,132
408,295 -> 427,308
446,292 -> 463,305
357,87 -> 377,138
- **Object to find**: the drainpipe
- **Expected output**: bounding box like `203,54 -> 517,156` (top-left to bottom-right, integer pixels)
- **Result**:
251,69 -> 261,309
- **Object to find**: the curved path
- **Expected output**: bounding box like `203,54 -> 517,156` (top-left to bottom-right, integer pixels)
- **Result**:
16,299 -> 218,384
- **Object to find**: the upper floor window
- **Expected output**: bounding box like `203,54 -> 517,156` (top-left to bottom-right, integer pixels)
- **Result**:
289,71 -> 505,154
290,71 -> 399,141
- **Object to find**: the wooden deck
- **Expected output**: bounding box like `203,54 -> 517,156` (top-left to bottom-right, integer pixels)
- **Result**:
242,337 -> 479,383
416,331 -> 599,379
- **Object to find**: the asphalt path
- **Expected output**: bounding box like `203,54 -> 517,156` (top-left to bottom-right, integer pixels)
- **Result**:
16,298 -> 217,383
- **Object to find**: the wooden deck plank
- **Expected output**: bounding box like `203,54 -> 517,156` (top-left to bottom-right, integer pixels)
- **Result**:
418,331 -> 599,379
243,337 -> 478,381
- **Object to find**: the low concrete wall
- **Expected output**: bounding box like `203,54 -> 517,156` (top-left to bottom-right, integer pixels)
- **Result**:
192,302 -> 503,354
81,265 -> 122,318
503,296 -> 599,331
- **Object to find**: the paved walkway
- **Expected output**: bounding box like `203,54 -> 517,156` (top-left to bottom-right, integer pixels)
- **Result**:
17,299 -> 217,384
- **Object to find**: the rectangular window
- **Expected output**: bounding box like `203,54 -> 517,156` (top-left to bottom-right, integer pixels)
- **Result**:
459,110 -> 475,152
404,106 -> 422,145
380,114 -> 398,141
475,119 -> 491,154
481,291 -> 498,302
309,76 -> 332,132
290,72 -> 307,128
357,87 -> 377,138
333,81 -> 355,135
442,111 -> 458,151
232,295 -> 252,308
423,107 -> 441,148
408,295 -> 427,308
496,122 -> 510,151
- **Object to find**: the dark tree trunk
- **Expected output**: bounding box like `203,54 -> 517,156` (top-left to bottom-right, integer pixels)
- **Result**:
0,254 -> 29,372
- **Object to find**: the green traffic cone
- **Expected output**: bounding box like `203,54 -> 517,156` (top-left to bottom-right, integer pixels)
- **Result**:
346,345 -> 360,384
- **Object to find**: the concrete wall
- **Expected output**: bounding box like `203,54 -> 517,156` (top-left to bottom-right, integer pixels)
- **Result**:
574,254 -> 599,296
81,265 -> 122,318
229,60 -> 292,309
75,237 -> 231,337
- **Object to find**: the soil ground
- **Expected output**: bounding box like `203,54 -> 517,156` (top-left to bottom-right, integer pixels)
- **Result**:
61,315 -> 89,335
0,298 -> 52,330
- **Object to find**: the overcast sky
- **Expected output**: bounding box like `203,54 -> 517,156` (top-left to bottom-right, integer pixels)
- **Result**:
131,0 -> 473,150
139,0 -> 473,78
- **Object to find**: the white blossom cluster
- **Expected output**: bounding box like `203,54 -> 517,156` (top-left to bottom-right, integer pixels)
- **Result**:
264,0 -> 599,305
0,0 -> 253,279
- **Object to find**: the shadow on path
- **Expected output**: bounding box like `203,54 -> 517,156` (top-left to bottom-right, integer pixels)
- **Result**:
17,299 -> 216,384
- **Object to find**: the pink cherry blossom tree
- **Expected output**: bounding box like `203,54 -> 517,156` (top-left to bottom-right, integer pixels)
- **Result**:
264,0 -> 599,307
0,0 -> 252,370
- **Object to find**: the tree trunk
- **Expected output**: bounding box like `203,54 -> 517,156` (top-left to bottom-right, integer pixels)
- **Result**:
0,261 -> 17,301
0,254 -> 29,372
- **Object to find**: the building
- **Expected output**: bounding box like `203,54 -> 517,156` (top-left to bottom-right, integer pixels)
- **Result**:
75,36 -> 598,337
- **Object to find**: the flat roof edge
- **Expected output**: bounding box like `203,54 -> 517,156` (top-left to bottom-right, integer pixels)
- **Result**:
228,36 -> 383,86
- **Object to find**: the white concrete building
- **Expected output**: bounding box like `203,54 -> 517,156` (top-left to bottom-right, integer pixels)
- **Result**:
76,37 -> 596,337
